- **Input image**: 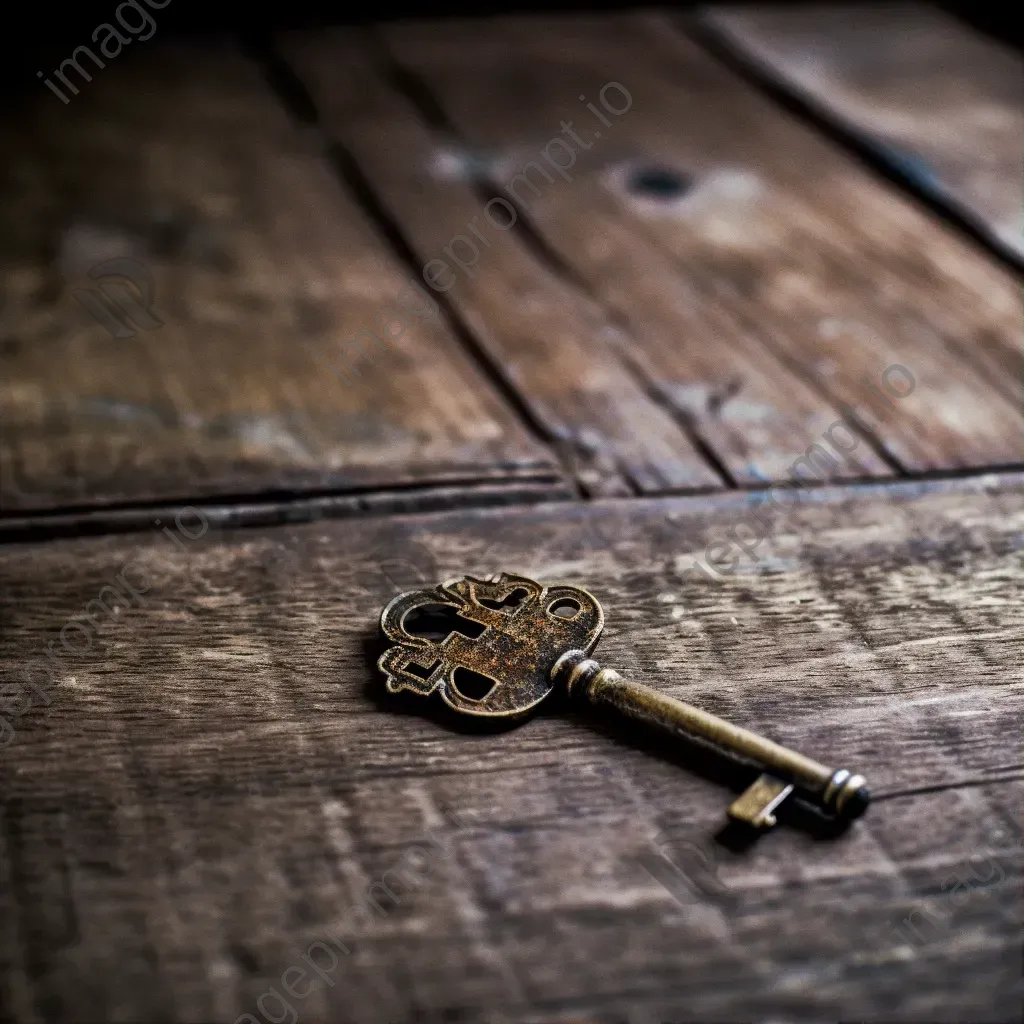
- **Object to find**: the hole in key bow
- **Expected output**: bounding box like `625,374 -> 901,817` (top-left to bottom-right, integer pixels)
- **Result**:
452,667 -> 498,701
547,597 -> 582,620
405,658 -> 441,680
403,604 -> 486,642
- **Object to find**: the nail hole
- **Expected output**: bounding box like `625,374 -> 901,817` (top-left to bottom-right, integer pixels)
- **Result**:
403,604 -> 486,642
452,667 -> 498,701
548,598 -> 582,620
479,587 -> 529,611
628,166 -> 693,200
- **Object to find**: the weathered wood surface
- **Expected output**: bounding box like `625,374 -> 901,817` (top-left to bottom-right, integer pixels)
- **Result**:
282,32 -> 724,497
3,11 -> 1024,1024
700,2 -> 1024,263
2,474 -> 1021,1022
381,13 -> 1024,472
5,18 -> 1022,521
327,22 -> 900,490
0,44 -> 560,515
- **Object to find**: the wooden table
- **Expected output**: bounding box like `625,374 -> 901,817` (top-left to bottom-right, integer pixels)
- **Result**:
1,5 -> 1021,1021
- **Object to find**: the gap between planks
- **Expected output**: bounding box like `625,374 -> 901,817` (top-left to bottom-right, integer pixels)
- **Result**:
4,463 -> 1022,546
690,4 -> 1024,273
249,34 -> 720,499
368,15 -> 1024,476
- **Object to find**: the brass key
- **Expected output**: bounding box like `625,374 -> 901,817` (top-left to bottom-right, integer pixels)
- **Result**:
378,572 -> 869,829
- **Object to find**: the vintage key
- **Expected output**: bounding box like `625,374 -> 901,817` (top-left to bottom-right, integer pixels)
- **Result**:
379,572 -> 870,828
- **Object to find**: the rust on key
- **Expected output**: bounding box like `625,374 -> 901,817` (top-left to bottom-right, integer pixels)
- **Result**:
378,572 -> 870,828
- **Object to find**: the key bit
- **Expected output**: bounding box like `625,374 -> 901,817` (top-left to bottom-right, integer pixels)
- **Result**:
378,572 -> 870,829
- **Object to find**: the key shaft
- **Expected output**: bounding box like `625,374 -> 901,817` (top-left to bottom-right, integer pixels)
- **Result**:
553,650 -> 869,825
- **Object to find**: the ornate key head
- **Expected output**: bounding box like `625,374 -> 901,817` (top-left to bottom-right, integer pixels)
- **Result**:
378,572 -> 604,717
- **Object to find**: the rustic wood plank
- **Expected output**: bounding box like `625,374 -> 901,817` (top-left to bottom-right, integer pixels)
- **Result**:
279,30 -> 723,497
700,2 -> 1024,263
347,24 -> 899,490
382,14 -> 1024,474
0,42 -> 560,514
2,473 -> 1021,1020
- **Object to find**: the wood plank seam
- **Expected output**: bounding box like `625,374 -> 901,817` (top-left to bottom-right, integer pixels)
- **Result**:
663,363 -> 921,580
1,43 -> 563,514
636,14 -> 1024,451
601,228 -> 914,477
379,17 -> 1024,483
252,41 -> 596,493
357,35 -> 787,491
319,138 -> 587,485
876,773 -> 1024,801
267,35 -> 737,497
686,9 -> 1024,274
0,476 -> 575,544
369,33 -> 617,302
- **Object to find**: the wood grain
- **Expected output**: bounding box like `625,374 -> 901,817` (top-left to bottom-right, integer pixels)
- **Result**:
281,31 -> 724,497
701,2 -> 1024,263
381,13 -> 1024,474
352,21 -> 898,490
0,43 -> 559,515
2,474 -> 1021,1021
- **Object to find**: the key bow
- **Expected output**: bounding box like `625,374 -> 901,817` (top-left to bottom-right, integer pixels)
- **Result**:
378,572 -> 603,717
